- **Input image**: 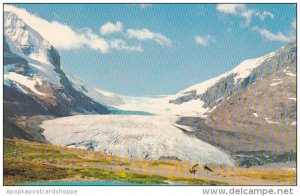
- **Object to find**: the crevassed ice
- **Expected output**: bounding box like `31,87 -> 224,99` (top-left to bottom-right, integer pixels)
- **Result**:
41,115 -> 234,166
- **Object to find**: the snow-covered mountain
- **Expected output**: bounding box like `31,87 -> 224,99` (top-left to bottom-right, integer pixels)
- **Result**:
202,42 -> 296,153
3,9 -> 155,141
3,11 -> 112,141
4,11 -> 113,113
5,8 -> 295,121
66,73 -> 125,107
170,43 -> 296,118
117,42 -> 296,120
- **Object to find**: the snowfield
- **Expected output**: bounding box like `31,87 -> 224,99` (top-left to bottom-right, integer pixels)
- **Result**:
67,73 -> 125,107
117,95 -> 208,117
116,51 -> 277,117
4,72 -> 45,96
4,12 -> 63,88
41,115 -> 234,166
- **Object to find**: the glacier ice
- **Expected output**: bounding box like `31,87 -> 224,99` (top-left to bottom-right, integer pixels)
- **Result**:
41,115 -> 234,166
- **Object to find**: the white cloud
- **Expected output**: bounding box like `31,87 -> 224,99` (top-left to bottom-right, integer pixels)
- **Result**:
4,5 -> 109,53
256,11 -> 274,20
100,21 -> 123,36
110,39 -> 143,52
216,4 -> 246,14
252,26 -> 295,43
292,19 -> 296,29
127,28 -> 171,45
240,9 -> 255,26
195,35 -> 216,46
216,4 -> 274,26
82,28 -> 111,52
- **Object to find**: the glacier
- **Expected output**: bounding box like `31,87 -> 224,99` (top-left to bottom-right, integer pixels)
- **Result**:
41,115 -> 234,166
115,50 -> 278,117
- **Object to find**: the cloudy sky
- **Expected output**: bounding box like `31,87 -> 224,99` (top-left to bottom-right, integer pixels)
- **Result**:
5,4 -> 296,96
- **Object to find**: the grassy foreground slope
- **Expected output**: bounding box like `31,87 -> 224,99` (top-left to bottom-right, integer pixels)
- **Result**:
4,139 -> 296,185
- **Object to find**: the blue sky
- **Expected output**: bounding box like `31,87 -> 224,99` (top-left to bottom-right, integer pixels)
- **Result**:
9,4 -> 296,96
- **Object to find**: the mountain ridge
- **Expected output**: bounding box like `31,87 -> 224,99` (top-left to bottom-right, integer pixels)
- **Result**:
4,11 -> 110,141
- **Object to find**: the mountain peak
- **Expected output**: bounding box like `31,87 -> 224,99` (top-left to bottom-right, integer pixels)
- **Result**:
4,11 -> 52,64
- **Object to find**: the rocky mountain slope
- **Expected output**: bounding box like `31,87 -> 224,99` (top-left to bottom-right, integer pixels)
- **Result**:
171,43 -> 296,118
67,73 -> 125,107
4,11 -> 111,141
176,43 -> 296,166
116,42 -> 296,122
115,42 -> 296,166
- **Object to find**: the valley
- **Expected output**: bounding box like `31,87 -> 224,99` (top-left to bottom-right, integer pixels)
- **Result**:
3,5 -> 297,186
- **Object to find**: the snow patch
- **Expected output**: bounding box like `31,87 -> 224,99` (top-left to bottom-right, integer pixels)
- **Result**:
29,63 -> 47,72
265,118 -> 280,125
14,82 -> 29,94
4,72 -> 45,96
289,97 -> 296,101
286,72 -> 296,77
216,97 -> 223,102
206,105 -> 217,114
29,52 -> 51,65
231,52 -> 275,84
270,81 -> 283,87
173,124 -> 194,132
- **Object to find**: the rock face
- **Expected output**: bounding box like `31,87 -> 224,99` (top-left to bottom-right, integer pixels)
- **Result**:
3,11 -> 110,141
174,43 -> 296,167
204,43 -> 296,137
201,43 -> 295,110
169,43 -> 295,116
